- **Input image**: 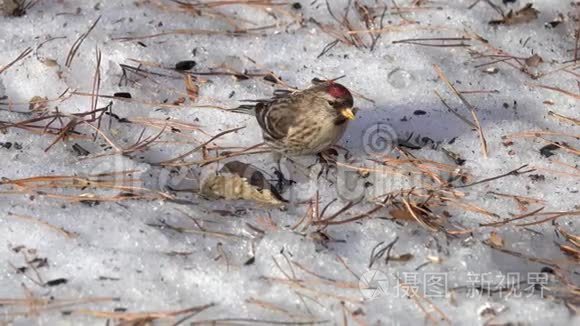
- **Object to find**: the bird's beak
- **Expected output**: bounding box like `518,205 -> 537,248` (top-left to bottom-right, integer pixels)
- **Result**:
341,108 -> 356,120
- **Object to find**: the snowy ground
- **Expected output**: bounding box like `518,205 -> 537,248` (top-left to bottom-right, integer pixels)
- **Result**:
0,0 -> 579,325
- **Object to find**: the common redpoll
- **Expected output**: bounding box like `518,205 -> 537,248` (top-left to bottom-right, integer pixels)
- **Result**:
236,81 -> 356,155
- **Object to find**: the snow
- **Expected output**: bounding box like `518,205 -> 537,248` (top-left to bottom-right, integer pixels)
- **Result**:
0,0 -> 578,325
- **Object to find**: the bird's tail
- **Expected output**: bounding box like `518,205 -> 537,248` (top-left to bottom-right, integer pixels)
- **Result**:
228,102 -> 258,116
229,89 -> 293,115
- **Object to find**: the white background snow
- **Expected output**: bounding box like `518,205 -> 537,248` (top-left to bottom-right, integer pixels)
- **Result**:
0,0 -> 578,325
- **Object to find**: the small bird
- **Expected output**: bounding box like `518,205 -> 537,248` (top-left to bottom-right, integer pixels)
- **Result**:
236,81 -> 356,156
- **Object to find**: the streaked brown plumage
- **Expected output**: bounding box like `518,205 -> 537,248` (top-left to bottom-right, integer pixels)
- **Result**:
237,82 -> 355,155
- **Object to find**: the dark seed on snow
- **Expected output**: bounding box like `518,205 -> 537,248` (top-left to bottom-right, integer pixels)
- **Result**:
45,278 -> 68,287
175,60 -> 197,71
539,143 -> 560,158
114,92 -> 132,98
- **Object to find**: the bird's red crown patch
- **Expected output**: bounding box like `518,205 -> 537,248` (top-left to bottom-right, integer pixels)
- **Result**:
327,83 -> 350,98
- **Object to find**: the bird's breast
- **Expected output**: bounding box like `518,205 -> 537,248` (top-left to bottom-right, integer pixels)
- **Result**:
285,117 -> 349,155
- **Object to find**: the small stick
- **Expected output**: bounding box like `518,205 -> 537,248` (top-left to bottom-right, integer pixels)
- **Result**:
456,164 -> 534,189
157,126 -> 245,165
433,64 -> 488,158
321,196 -> 389,226
198,142 -> 267,166
369,236 -> 399,268
434,90 -> 476,128
402,197 -> 437,232
312,201 -> 359,226
393,37 -> 471,47
65,16 -> 101,68
528,83 -> 580,100
0,47 -> 32,75
5,213 -> 76,238
112,25 -> 276,42
91,49 -> 102,138
516,210 -> 580,227
74,303 -> 215,323
480,207 -> 545,227
574,28 -> 579,63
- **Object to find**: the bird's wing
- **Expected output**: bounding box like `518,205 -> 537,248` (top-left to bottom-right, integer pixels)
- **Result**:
256,95 -> 301,140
